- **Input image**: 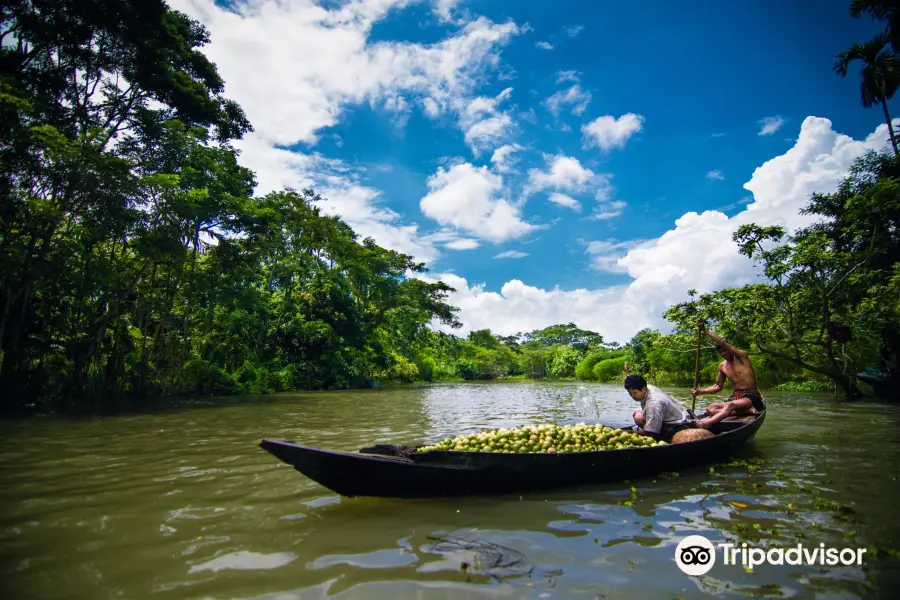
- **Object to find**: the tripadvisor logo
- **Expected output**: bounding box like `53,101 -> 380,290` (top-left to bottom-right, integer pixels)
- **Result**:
675,535 -> 716,576
675,535 -> 867,575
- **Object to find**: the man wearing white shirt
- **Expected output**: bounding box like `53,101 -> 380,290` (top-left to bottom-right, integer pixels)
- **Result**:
623,374 -> 695,441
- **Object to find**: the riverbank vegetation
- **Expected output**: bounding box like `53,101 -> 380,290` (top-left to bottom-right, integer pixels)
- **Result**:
1,0 -> 897,412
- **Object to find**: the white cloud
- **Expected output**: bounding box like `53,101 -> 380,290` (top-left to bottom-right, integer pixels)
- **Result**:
464,113 -> 514,154
459,88 -> 517,154
592,175 -> 614,203
548,192 -> 581,211
445,238 -> 481,250
706,170 -> 725,181
759,116 -> 785,136
494,250 -> 529,259
173,1 -> 521,147
585,239 -> 648,273
319,185 -> 442,263
420,162 -> 539,242
490,143 -> 523,172
711,132 -> 727,138
564,25 -> 584,37
433,0 -> 462,23
556,70 -> 580,84
582,113 -> 644,151
425,117 -> 897,343
536,41 -> 554,50
420,228 -> 483,251
519,108 -> 538,124
525,156 -> 625,219
525,154 -> 595,195
424,274 -> 644,343
590,200 -> 626,220
543,84 -> 591,117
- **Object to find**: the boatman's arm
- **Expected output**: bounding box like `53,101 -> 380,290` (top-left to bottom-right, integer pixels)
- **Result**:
692,368 -> 726,396
698,318 -> 748,359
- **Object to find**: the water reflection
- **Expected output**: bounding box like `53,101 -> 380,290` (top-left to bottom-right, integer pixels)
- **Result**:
0,383 -> 898,599
419,381 -> 638,442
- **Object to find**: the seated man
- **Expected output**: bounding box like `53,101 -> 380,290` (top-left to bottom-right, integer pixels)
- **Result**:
690,319 -> 765,428
624,374 -> 695,441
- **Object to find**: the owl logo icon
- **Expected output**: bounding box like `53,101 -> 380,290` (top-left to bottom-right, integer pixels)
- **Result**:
675,535 -> 716,575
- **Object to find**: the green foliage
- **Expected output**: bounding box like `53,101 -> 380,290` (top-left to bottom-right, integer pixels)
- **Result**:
575,348 -> 628,380
0,0 -> 464,410
520,323 -> 603,352
627,328 -> 660,377
546,344 -> 581,378
773,380 -> 835,393
662,151 -> 900,397
417,357 -> 436,382
592,356 -> 628,382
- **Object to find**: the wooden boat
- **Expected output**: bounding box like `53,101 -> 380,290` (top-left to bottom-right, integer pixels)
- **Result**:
259,411 -> 766,499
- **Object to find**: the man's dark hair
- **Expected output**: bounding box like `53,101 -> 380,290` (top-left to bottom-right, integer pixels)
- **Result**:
624,374 -> 647,390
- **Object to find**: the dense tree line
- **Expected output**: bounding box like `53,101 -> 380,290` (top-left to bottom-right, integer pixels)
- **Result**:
0,0 -> 462,412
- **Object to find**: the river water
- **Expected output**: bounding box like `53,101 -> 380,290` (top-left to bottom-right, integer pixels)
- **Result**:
1,382 -> 899,600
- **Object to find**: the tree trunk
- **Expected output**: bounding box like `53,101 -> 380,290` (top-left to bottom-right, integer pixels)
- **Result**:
881,98 -> 899,157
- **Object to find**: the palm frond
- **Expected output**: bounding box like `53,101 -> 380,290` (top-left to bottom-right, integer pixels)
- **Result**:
850,0 -> 900,20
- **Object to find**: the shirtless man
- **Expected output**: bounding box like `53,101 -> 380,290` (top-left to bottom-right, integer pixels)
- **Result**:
690,319 -> 765,427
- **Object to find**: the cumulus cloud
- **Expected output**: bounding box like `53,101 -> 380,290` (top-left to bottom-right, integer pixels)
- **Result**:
582,113 -> 645,151
564,25 -> 584,38
172,0 -> 521,147
420,162 -> 539,242
759,116 -> 785,136
524,154 -> 595,195
585,239 -> 648,273
425,117 -> 897,343
494,250 -> 529,259
490,143 -> 524,173
524,156 -> 625,219
543,84 -> 592,117
548,192 -> 581,211
706,170 -> 725,181
459,88 -> 517,155
536,41 -> 554,50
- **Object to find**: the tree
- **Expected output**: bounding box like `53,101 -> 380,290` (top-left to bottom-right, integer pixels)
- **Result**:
850,0 -> 900,53
627,328 -> 661,378
834,32 -> 900,156
520,323 -> 603,352
664,152 -> 900,397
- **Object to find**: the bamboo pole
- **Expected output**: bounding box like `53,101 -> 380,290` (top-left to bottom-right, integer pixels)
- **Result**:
691,321 -> 702,414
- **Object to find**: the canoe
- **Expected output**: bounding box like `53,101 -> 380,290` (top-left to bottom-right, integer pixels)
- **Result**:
259,411 -> 766,499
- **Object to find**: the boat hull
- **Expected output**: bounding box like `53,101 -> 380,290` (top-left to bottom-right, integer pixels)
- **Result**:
259,411 -> 765,498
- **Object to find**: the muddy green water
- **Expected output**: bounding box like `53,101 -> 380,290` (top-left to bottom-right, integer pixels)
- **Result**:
1,382 -> 899,600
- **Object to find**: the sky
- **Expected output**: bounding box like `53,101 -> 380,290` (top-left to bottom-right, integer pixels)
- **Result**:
171,0 -> 896,344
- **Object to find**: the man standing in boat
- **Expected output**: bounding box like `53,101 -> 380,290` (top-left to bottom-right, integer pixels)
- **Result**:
690,319 -> 765,427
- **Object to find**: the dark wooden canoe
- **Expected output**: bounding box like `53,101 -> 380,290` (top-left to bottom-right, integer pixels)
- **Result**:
259,411 -> 766,499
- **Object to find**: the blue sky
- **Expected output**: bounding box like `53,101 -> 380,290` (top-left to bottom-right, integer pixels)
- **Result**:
175,0 -> 895,342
